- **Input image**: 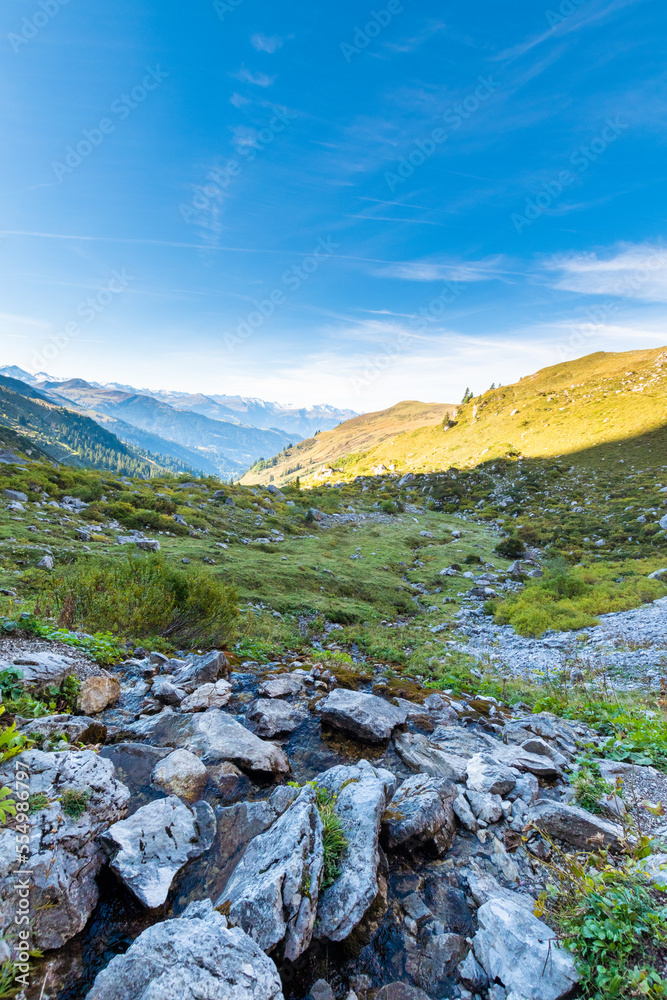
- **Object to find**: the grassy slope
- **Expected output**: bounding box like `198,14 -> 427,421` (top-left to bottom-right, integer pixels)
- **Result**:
242,400 -> 457,486
245,348 -> 667,486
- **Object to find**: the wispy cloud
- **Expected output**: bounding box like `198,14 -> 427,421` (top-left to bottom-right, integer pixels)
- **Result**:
250,34 -> 283,53
385,20 -> 446,54
373,256 -> 505,282
543,242 -> 667,301
232,66 -> 276,87
229,92 -> 251,108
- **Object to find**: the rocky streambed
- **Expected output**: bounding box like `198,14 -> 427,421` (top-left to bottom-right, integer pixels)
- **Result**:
1,640 -> 666,1000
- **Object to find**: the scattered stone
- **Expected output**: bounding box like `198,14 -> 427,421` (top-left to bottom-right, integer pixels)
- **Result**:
19,714 -> 107,745
151,676 -> 187,706
170,649 -> 230,691
78,674 -> 121,715
217,784 -> 324,961
37,554 -> 54,570
151,749 -> 207,801
83,899 -> 284,1000
100,795 -> 216,908
375,985 -> 432,1000
466,754 -> 518,797
318,688 -> 407,742
76,527 -> 91,542
309,981 -> 335,1000
466,789 -> 504,825
4,489 -> 27,502
315,760 -> 396,942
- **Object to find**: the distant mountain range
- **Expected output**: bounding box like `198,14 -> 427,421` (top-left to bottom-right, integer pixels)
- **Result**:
0,366 -> 357,479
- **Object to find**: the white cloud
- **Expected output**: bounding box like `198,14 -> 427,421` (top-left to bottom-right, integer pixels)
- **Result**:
543,243 -> 667,301
250,34 -> 283,53
232,66 -> 276,87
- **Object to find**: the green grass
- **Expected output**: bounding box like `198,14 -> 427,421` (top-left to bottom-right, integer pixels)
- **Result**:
60,788 -> 90,819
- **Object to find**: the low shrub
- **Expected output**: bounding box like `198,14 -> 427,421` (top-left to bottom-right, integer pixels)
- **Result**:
48,553 -> 238,648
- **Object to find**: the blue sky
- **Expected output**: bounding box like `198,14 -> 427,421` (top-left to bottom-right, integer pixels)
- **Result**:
0,0 -> 665,410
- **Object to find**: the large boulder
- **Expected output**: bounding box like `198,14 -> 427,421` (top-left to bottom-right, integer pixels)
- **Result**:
2,650 -> 78,689
124,708 -> 290,776
315,760 -> 396,942
258,673 -> 307,698
217,784 -> 324,960
100,796 -> 216,908
383,775 -> 457,855
473,894 -> 579,1000
180,679 -> 232,712
317,689 -> 407,743
528,800 -> 623,849
394,732 -> 468,782
84,899 -> 284,1000
0,750 -> 129,950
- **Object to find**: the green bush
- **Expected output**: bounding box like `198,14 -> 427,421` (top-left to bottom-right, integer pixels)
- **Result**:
494,536 -> 525,559
61,788 -> 90,819
49,553 -> 238,648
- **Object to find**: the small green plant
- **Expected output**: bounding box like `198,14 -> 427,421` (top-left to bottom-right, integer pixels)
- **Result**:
573,756 -> 615,814
60,788 -> 90,819
314,786 -> 348,889
28,792 -> 49,814
0,711 -> 32,762
0,787 -> 17,825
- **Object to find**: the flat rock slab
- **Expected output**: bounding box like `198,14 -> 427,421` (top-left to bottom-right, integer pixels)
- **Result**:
528,800 -> 623,849
258,673 -> 307,698
100,795 -> 216,908
317,688 -> 407,742
124,708 -> 290,775
394,732 -> 468,782
19,714 -> 107,745
84,899 -> 284,1000
2,650 -> 76,688
473,894 -> 579,1000
315,759 -> 396,942
218,785 -> 324,960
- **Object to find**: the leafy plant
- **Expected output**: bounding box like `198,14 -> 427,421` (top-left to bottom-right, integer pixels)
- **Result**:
28,792 -> 49,814
0,710 -> 32,762
314,786 -> 348,889
0,787 -> 17,825
540,852 -> 667,999
60,788 -> 90,819
573,756 -> 616,814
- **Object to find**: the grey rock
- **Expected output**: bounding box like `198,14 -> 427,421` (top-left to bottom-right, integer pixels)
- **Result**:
473,894 -> 579,1000
152,676 -> 187,706
394,732 -> 468,782
467,754 -> 518,796
315,760 -> 396,942
180,678 -> 232,712
258,673 -> 307,698
125,708 -> 290,775
76,527 -> 92,541
375,986 -> 432,1000
4,489 -> 28,502
84,899 -> 284,1000
528,800 -> 623,849
151,749 -> 207,802
19,714 -> 106,745
309,981 -> 335,1000
458,949 -> 489,991
136,538 -> 161,552
499,744 -> 563,779
3,649 -> 77,689
248,698 -> 307,737
383,774 -> 457,854
317,688 -> 407,742
466,789 -> 504,825
100,795 -> 215,908
37,554 -> 54,569
453,791 -> 479,832
640,853 -> 667,887
170,649 -> 230,692
398,473 -> 416,486
0,749 -> 129,950
218,785 -> 324,960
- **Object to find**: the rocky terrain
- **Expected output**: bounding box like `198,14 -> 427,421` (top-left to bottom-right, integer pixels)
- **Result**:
2,634 -> 665,1000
